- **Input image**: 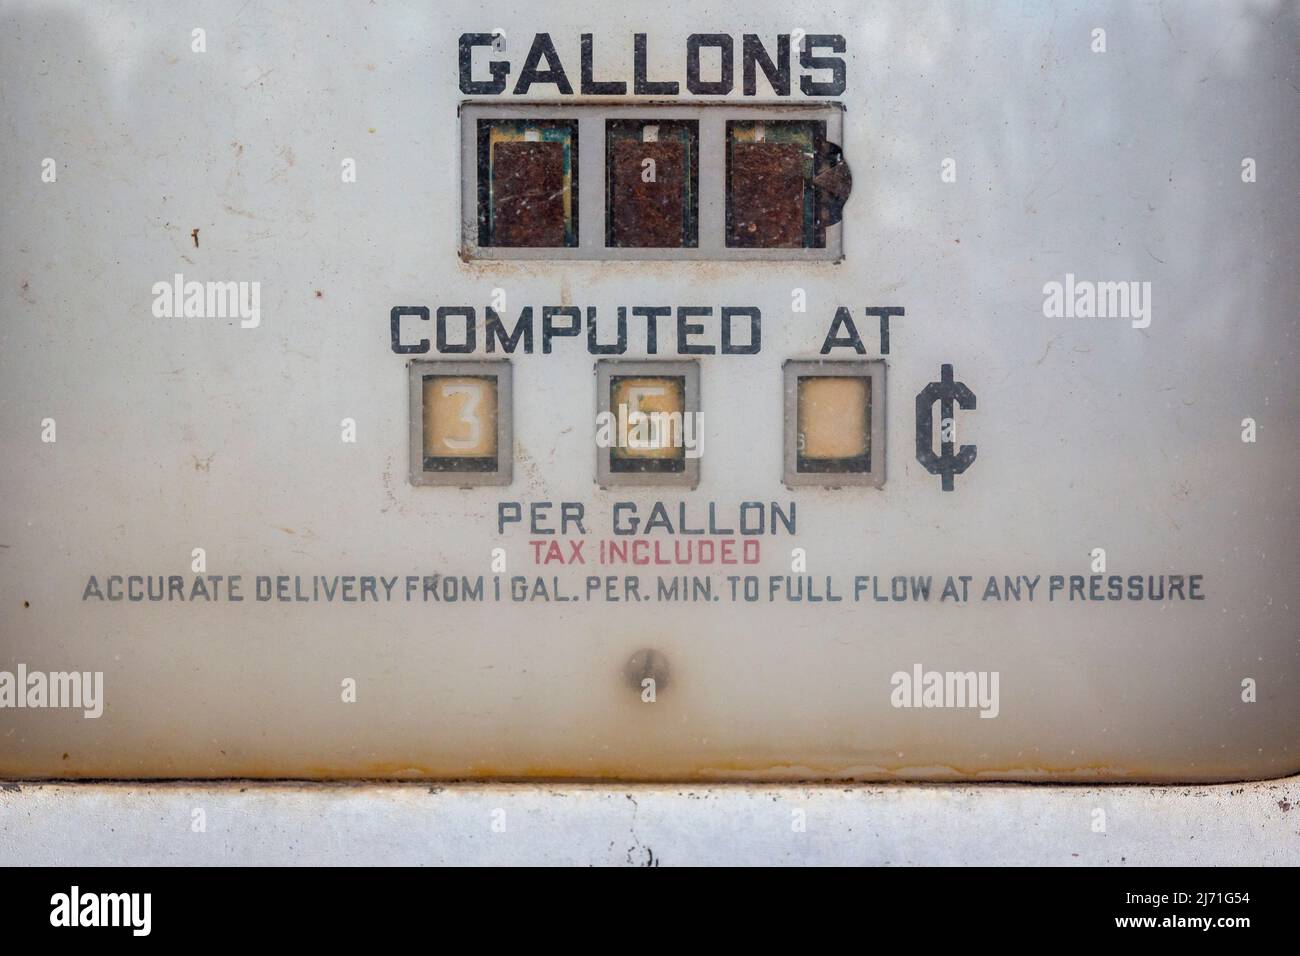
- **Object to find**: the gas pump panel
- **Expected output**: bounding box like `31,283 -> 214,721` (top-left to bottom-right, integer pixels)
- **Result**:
1,1 -> 1297,782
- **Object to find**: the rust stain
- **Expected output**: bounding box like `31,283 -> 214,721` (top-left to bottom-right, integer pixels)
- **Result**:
624,648 -> 670,694
4,752 -> 1296,785
609,139 -> 688,247
729,141 -> 805,247
380,454 -> 400,514
490,141 -> 567,247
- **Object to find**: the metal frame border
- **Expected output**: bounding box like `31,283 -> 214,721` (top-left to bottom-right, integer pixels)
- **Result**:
783,359 -> 886,488
408,359 -> 513,487
595,358 -> 701,489
459,100 -> 845,262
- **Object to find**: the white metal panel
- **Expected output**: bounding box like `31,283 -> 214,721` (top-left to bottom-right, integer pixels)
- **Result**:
2,778 -> 1297,866
0,0 -> 1296,782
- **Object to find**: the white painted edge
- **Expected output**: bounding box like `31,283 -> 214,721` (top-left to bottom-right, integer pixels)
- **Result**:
2,777 -> 1297,866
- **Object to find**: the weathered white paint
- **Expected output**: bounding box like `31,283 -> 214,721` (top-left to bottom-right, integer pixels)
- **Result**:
2,778 -> 1297,866
0,1 -> 1296,781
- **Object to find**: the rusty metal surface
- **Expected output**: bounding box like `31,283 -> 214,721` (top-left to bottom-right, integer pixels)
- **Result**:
728,142 -> 805,247
490,141 -> 568,246
609,140 -> 688,247
459,100 -> 845,260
